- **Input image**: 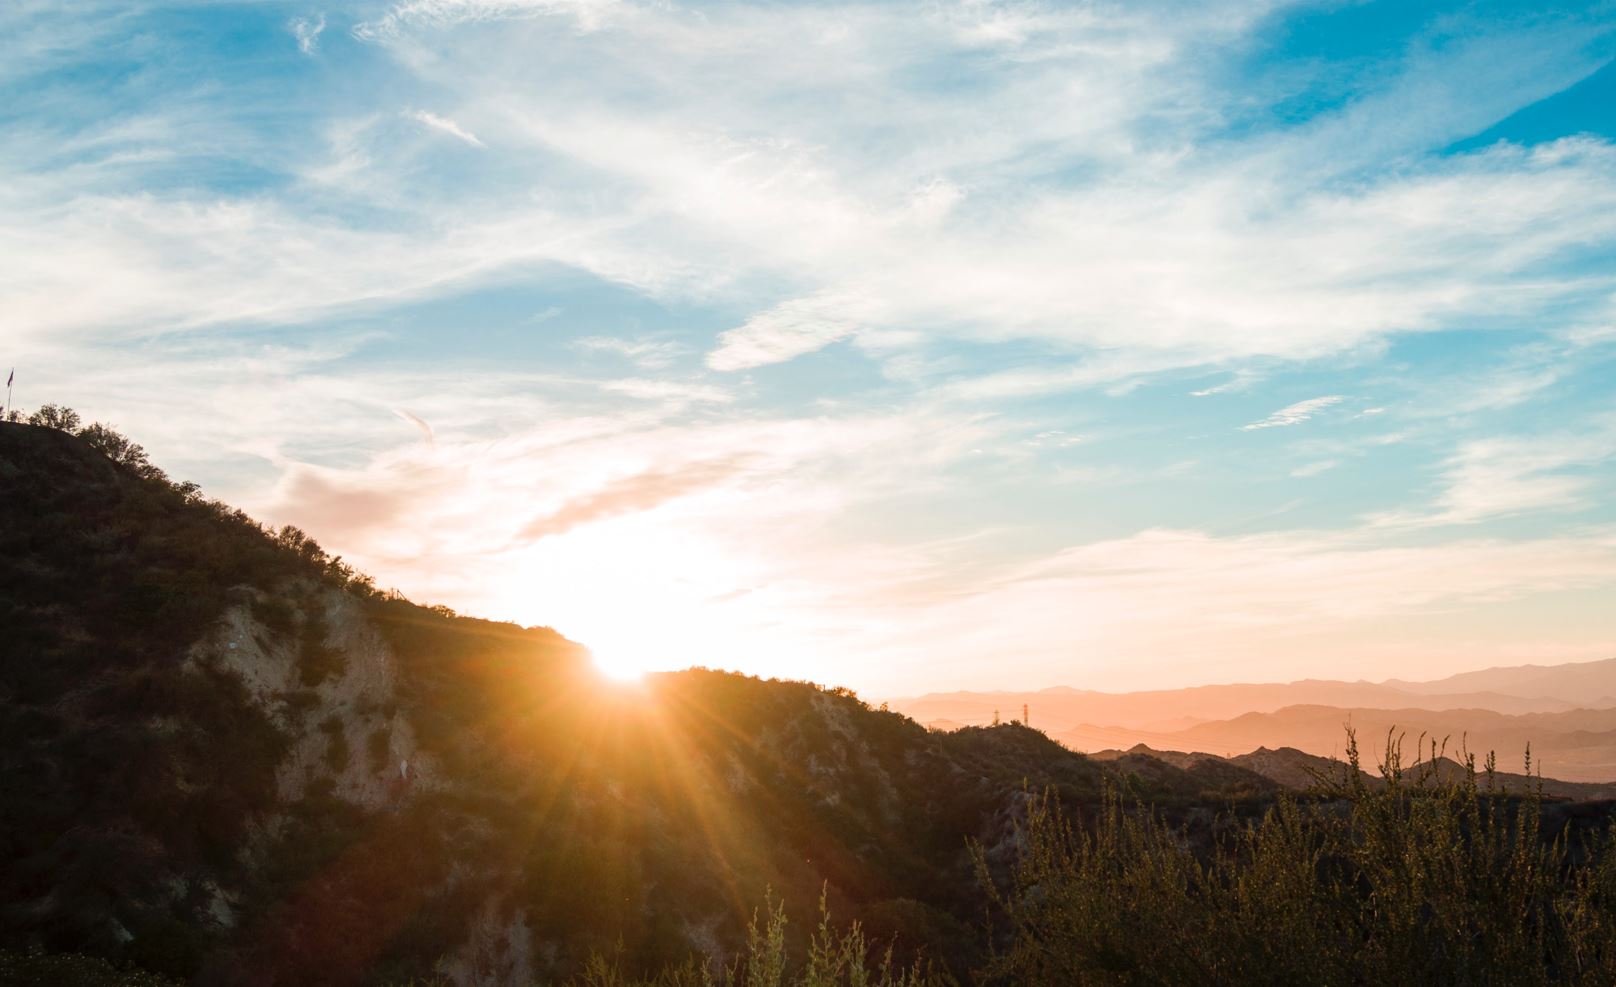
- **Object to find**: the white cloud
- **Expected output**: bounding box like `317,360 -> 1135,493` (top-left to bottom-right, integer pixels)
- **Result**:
599,378 -> 732,405
882,526 -> 1616,690
1242,395 -> 1343,430
9,0 -> 1616,696
355,0 -> 621,39
1192,370 -> 1262,397
291,14 -> 325,55
573,335 -> 684,369
407,109 -> 485,147
1027,429 -> 1086,448
1374,425 -> 1616,527
1291,460 -> 1338,478
14,326 -> 1616,694
707,294 -> 861,371
8,4 -> 1616,381
394,408 -> 435,444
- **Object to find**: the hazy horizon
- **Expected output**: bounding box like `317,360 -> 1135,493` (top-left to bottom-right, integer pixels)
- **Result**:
7,0 -> 1616,694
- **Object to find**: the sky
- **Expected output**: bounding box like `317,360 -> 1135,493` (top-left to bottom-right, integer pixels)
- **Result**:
5,0 -> 1616,695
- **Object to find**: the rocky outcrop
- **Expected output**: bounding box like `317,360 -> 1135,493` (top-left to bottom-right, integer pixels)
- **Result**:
191,585 -> 424,809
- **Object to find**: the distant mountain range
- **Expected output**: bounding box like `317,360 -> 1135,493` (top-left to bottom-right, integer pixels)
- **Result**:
886,659 -> 1616,783
1090,743 -> 1616,801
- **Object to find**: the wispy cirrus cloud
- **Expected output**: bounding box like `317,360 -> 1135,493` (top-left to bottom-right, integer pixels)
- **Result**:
886,526 -> 1616,690
707,295 -> 861,372
573,335 -> 685,370
290,14 -> 325,56
10,3 -> 1616,372
1373,424 -> 1616,528
8,0 -> 1616,693
354,0 -> 621,40
1242,396 -> 1344,430
599,378 -> 732,405
1192,370 -> 1263,397
407,109 -> 486,148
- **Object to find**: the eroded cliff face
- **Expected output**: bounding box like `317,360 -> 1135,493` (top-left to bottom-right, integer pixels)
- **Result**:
183,585 -> 553,987
192,585 -> 425,808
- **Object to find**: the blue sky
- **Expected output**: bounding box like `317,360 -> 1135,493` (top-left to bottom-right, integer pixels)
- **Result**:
5,0 -> 1616,692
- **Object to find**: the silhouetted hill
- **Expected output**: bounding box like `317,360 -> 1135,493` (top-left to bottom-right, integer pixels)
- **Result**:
1387,658 -> 1616,706
0,421 -> 1278,986
1086,743 -> 1616,801
1115,704 -> 1616,783
891,660 -> 1616,785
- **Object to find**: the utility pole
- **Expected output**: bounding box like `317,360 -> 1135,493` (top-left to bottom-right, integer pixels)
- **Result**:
1023,703 -> 1029,727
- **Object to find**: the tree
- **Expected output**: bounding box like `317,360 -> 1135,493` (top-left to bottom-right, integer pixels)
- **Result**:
28,403 -> 81,431
78,422 -> 166,481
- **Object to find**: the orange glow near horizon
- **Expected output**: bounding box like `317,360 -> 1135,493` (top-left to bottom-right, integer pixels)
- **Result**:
591,646 -> 649,682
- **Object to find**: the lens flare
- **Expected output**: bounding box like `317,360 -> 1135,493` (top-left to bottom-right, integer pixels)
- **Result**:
591,647 -> 647,682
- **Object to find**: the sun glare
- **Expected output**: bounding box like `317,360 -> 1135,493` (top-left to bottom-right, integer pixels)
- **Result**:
592,648 -> 649,682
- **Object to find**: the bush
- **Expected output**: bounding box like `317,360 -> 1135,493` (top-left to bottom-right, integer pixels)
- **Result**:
0,947 -> 183,986
562,890 -> 940,987
974,731 -> 1616,986
297,612 -> 346,688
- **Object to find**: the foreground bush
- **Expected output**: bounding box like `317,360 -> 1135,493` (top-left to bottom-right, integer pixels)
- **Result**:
974,732 -> 1616,986
566,892 -> 942,987
0,947 -> 183,986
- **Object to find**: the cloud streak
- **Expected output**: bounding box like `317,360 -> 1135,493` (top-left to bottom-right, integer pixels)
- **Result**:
7,0 -> 1616,693
291,14 -> 325,55
408,109 -> 486,148
1242,396 -> 1343,431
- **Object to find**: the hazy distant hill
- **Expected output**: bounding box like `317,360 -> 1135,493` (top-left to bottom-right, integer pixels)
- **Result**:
888,657 -> 1616,784
888,679 -> 1581,737
1387,659 -> 1616,706
1060,705 -> 1616,783
1088,743 -> 1616,801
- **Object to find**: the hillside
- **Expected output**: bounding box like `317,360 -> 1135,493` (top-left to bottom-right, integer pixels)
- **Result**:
0,420 -> 1277,986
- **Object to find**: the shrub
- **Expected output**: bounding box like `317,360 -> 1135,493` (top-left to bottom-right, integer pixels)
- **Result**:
974,731 -> 1616,986
297,612 -> 346,688
562,891 -> 939,987
0,947 -> 183,986
251,595 -> 298,637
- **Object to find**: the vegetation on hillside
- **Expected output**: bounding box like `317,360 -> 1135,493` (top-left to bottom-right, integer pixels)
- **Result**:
0,410 -> 372,974
975,735 -> 1616,986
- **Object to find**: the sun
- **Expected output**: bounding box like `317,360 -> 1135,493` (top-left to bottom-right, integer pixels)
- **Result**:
591,647 -> 649,682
